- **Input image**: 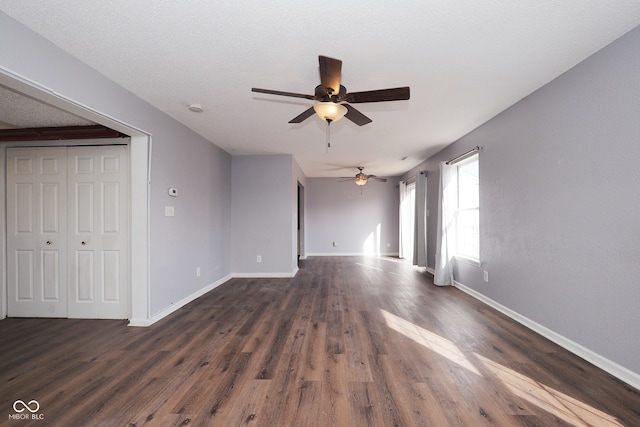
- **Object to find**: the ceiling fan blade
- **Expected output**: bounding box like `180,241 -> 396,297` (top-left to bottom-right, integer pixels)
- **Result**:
288,106 -> 316,123
344,104 -> 372,126
345,86 -> 410,103
371,177 -> 388,182
252,88 -> 315,100
318,56 -> 342,96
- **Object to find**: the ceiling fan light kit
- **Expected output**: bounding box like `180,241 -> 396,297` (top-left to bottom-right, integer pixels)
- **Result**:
252,55 -> 409,129
341,167 -> 388,188
313,102 -> 347,123
354,174 -> 368,186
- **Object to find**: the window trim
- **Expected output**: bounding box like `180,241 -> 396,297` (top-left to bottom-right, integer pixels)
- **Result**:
451,154 -> 480,264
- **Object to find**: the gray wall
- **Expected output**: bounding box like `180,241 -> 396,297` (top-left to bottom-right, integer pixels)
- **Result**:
0,12 -> 233,316
306,177 -> 400,256
231,155 -> 298,275
402,25 -> 640,376
151,138 -> 231,312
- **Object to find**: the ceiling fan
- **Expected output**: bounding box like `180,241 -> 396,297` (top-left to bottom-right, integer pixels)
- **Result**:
340,167 -> 388,186
252,55 -> 410,126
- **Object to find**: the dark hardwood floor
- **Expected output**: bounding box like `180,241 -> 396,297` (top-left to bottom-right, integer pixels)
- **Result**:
1,256 -> 639,426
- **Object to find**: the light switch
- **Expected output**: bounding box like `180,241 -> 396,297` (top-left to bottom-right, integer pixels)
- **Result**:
165,206 -> 175,217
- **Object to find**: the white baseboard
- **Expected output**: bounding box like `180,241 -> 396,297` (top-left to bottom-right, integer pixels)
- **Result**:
127,318 -> 153,327
231,268 -> 298,279
454,281 -> 640,391
307,252 -> 400,257
128,274 -> 232,327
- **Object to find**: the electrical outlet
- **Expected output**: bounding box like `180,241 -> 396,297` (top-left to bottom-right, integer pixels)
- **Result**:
256,255 -> 262,263
483,271 -> 489,282
386,243 -> 391,248
196,267 -> 201,277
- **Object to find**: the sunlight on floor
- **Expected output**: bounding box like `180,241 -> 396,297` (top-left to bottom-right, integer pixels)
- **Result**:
381,309 -> 623,426
476,354 -> 623,427
381,309 -> 482,376
356,263 -> 385,272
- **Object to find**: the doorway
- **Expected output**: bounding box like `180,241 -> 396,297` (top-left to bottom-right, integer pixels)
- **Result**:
297,182 -> 305,263
0,69 -> 150,325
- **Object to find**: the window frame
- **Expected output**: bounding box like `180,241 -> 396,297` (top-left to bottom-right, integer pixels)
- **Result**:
452,154 -> 480,265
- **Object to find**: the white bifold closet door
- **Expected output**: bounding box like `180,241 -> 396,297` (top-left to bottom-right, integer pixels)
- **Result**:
6,145 -> 129,319
67,145 -> 128,319
7,147 -> 68,317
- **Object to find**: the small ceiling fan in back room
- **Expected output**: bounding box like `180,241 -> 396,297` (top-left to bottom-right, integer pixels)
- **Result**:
340,166 -> 388,186
251,55 -> 410,147
340,167 -> 387,194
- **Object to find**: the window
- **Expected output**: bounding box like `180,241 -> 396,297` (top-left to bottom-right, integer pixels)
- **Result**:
453,155 -> 479,262
399,181 -> 416,260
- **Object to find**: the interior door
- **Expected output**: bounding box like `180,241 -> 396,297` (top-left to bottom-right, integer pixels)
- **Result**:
6,147 -> 68,317
67,145 -> 129,319
6,145 -> 129,319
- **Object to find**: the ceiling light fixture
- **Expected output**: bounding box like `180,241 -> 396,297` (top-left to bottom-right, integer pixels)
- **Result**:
354,173 -> 368,186
313,102 -> 347,151
313,102 -> 347,123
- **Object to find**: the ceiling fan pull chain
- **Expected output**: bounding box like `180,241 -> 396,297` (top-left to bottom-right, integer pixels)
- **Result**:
326,119 -> 332,152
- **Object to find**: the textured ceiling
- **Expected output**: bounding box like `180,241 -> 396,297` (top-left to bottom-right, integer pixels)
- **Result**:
1,1 -> 639,177
0,85 -> 94,129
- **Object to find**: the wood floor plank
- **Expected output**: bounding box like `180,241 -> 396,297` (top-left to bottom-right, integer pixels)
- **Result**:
412,382 -> 457,426
254,315 -> 295,380
126,355 -> 214,425
348,381 -> 388,427
318,353 -> 351,426
297,321 -> 326,382
256,352 -> 300,425
311,275 -> 329,323
218,379 -> 271,426
325,310 -> 344,355
1,256 -> 639,426
366,354 -> 412,427
290,380 -> 323,426
342,319 -> 375,383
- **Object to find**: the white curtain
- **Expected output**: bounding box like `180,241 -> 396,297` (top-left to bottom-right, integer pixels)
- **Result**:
413,172 -> 427,267
434,162 -> 456,286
